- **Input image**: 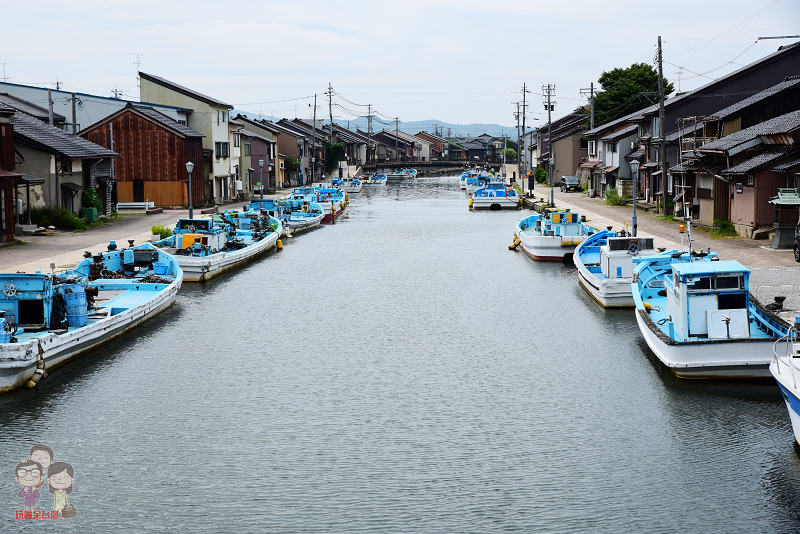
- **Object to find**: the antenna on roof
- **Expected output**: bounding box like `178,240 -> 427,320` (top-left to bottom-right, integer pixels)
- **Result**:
1,63 -> 6,83
111,85 -> 123,99
131,53 -> 143,87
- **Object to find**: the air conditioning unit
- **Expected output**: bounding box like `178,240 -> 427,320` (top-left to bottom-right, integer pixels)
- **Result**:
280,162 -> 285,169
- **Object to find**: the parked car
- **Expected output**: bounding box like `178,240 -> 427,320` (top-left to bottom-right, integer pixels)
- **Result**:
794,217 -> 799,262
559,175 -> 581,192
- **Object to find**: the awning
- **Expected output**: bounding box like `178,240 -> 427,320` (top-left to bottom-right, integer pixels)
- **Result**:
642,162 -> 659,168
60,182 -> 85,194
651,170 -> 662,177
580,160 -> 602,168
601,166 -> 619,173
673,193 -> 684,203
0,169 -> 21,179
14,173 -> 45,185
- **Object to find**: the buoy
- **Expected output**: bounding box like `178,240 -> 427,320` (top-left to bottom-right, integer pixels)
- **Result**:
513,237 -> 521,245
508,243 -> 517,250
560,240 -> 574,247
468,198 -> 473,207
643,302 -> 652,313
276,239 -> 283,250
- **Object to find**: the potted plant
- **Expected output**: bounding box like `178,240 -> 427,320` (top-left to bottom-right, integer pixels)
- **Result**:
151,225 -> 172,243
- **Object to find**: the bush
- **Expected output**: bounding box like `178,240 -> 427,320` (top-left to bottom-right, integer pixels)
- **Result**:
151,225 -> 172,239
712,219 -> 738,238
604,187 -> 628,206
30,208 -> 87,231
81,188 -> 103,210
534,168 -> 547,184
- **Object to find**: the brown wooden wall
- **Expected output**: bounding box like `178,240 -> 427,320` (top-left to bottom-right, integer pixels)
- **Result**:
81,110 -> 205,205
116,181 -> 188,208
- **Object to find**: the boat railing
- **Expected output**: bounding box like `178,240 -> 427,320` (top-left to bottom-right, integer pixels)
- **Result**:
773,324 -> 799,387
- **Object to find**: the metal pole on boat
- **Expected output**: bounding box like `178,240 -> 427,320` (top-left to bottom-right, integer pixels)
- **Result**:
185,161 -> 194,219
259,159 -> 264,200
630,160 -> 639,237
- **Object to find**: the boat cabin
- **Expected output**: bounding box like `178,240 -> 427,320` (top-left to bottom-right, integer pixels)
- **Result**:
534,212 -> 586,237
661,260 -> 751,341
173,218 -> 227,252
601,237 -> 656,279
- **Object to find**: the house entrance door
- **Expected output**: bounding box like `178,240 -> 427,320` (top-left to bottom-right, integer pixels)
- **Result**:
133,180 -> 144,202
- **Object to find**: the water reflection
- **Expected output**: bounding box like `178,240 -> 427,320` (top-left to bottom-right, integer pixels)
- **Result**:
0,175 -> 798,533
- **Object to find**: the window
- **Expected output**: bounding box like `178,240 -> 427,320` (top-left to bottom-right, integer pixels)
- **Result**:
234,133 -> 240,148
178,120 -> 187,126
589,140 -> 596,155
244,143 -> 251,156
667,174 -> 673,194
747,175 -> 754,186
580,138 -> 588,149
215,142 -> 230,159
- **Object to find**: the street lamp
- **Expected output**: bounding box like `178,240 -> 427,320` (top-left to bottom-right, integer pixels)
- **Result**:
630,160 -> 640,237
548,157 -> 555,206
258,159 -> 264,200
185,161 -> 194,219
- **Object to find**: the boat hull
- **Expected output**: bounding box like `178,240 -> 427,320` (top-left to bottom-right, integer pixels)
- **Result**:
576,267 -> 635,307
771,360 -> 800,445
472,198 -> 519,210
176,231 -> 279,282
516,231 -> 581,261
635,309 -> 773,378
286,213 -> 324,233
0,278 -> 181,393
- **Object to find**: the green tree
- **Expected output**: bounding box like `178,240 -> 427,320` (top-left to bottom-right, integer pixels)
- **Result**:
534,168 -> 547,184
592,63 -> 674,127
324,142 -> 345,174
501,148 -> 517,161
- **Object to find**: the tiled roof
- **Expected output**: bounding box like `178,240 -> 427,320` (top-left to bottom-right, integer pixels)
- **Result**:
12,109 -> 119,158
139,72 -> 232,108
722,148 -> 793,174
131,105 -> 203,137
0,93 -> 66,123
699,110 -> 800,152
714,78 -> 800,119
772,157 -> 800,172
625,148 -> 645,161
239,128 -> 274,143
600,124 -> 638,141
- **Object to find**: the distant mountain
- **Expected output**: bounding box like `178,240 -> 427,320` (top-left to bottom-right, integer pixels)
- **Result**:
233,109 -> 518,139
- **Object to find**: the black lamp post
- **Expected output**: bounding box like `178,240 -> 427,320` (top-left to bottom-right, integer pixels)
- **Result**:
630,160 -> 640,237
185,161 -> 194,219
259,159 -> 264,200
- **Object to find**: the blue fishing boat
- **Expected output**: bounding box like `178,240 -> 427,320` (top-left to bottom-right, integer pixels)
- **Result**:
470,181 -> 520,210
573,229 -> 657,307
513,210 -> 593,262
0,242 -> 182,392
387,168 -> 417,181
289,185 -> 348,221
247,198 -> 324,234
333,177 -> 362,193
465,171 -> 491,193
362,174 -> 387,187
770,319 -> 800,445
631,225 -> 791,378
154,211 -> 281,282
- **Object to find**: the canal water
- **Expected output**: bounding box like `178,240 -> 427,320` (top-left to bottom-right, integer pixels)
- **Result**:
1,175 -> 799,533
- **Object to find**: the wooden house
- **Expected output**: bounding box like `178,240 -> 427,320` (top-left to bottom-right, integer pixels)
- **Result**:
80,104 -> 204,208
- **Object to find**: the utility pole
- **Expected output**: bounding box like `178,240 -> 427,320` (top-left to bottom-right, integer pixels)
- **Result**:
1,63 -> 6,82
47,88 -> 54,125
311,94 -> 317,182
543,84 -> 555,206
367,104 -> 372,165
521,83 -> 530,176
109,123 -> 114,216
328,82 -> 335,145
515,102 -> 520,182
395,117 -> 399,162
71,92 -> 77,134
580,82 -> 595,130
658,36 -> 667,216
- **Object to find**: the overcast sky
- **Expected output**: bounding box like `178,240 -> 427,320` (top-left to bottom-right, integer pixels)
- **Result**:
2,0 -> 799,129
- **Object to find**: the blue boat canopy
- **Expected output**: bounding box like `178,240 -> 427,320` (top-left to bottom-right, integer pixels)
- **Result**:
672,260 -> 749,276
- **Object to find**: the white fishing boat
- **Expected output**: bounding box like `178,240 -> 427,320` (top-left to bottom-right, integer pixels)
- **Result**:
0,242 -> 182,393
247,198 -> 324,234
387,168 -> 417,181
631,228 -> 791,378
470,181 -> 520,210
334,177 -> 363,193
573,229 -> 657,307
513,210 -> 593,262
154,211 -> 282,282
361,174 -> 387,187
770,320 -> 800,445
